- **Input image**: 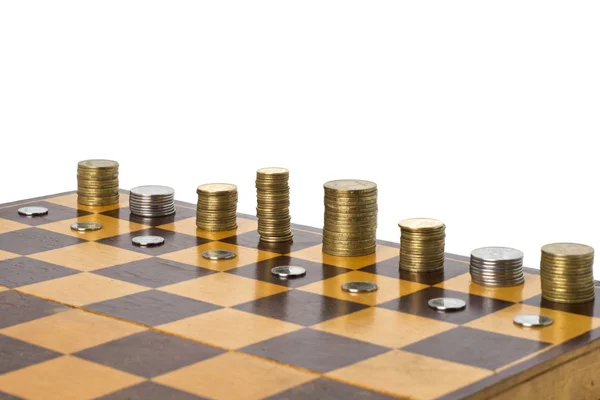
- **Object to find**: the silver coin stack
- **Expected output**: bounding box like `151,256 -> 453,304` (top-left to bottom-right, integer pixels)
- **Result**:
129,185 -> 176,218
470,247 -> 525,287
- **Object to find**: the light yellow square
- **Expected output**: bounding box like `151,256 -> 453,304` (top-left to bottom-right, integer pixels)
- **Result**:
158,308 -> 302,349
160,273 -> 288,306
297,270 -> 426,306
290,244 -> 398,270
158,217 -> 258,241
0,218 -> 29,234
0,250 -> 19,261
0,356 -> 144,400
436,272 -> 542,303
327,350 -> 493,400
465,303 -> 600,344
39,214 -> 148,241
19,273 -> 148,306
0,309 -> 146,354
313,308 -> 457,348
160,241 -> 279,272
28,242 -> 151,271
154,352 -> 317,400
45,193 -> 129,213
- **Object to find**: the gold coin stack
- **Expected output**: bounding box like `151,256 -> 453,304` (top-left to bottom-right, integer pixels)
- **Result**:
398,218 -> 446,272
77,159 -> 119,206
256,168 -> 293,243
540,243 -> 595,304
196,183 -> 238,231
322,180 -> 377,257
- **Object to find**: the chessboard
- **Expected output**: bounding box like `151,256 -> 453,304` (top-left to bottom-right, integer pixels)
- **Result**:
1,191 -> 600,400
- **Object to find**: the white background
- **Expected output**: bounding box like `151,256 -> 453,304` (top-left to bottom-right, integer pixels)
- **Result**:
1,1 -> 599,273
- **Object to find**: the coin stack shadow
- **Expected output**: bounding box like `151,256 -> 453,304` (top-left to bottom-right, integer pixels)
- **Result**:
196,183 -> 238,231
540,242 -> 595,304
129,185 -> 175,218
322,180 -> 378,257
256,168 -> 293,243
77,160 -> 120,206
398,218 -> 445,272
470,247 -> 525,287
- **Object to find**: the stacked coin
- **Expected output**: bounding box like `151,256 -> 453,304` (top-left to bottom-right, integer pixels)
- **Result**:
256,168 -> 293,243
196,183 -> 238,231
77,160 -> 119,206
540,243 -> 595,304
322,180 -> 377,257
129,185 -> 175,217
398,218 -> 445,272
470,247 -> 525,287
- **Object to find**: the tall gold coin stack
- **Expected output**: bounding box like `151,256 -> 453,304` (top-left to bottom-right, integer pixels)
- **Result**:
398,218 -> 445,272
196,183 -> 238,231
77,159 -> 119,206
540,243 -> 595,304
256,168 -> 293,243
322,180 -> 377,257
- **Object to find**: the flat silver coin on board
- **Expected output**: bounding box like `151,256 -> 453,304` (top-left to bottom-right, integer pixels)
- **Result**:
202,250 -> 237,260
271,266 -> 306,278
428,297 -> 467,311
70,222 -> 102,232
132,235 -> 165,247
18,206 -> 49,217
341,281 -> 378,293
514,314 -> 553,327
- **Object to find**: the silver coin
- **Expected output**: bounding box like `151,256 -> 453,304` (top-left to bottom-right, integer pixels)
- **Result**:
132,235 -> 165,247
271,266 -> 306,278
202,250 -> 237,260
130,185 -> 174,197
514,314 -> 553,327
341,281 -> 378,293
428,297 -> 467,311
70,222 -> 102,231
471,247 -> 524,261
18,206 -> 49,217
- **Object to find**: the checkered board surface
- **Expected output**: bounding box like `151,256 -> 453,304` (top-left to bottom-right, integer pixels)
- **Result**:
1,191 -> 600,400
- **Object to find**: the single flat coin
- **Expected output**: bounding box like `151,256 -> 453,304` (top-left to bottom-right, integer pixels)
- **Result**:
341,281 -> 378,293
271,266 -> 306,278
428,297 -> 466,311
202,250 -> 237,260
542,243 -> 594,257
197,183 -> 238,194
324,179 -> 377,193
398,218 -> 445,231
257,167 -> 289,175
78,159 -> 119,169
132,235 -> 165,247
514,314 -> 553,327
70,222 -> 102,231
130,185 -> 175,197
471,247 -> 524,261
18,206 -> 49,217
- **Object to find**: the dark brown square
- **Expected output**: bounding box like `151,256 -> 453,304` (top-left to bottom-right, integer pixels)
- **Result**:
93,258 -> 215,288
521,288 -> 600,318
0,257 -> 80,288
227,256 -> 351,288
265,377 -> 397,400
98,382 -> 207,400
360,257 -> 468,285
100,206 -> 196,227
97,228 -> 210,256
401,326 -> 550,370
0,228 -> 85,255
0,391 -> 22,400
0,334 -> 61,374
0,201 -> 91,227
220,229 -> 323,254
242,329 -> 389,373
74,330 -> 224,378
234,290 -> 368,326
0,291 -> 69,329
377,287 -> 514,324
85,290 -> 222,326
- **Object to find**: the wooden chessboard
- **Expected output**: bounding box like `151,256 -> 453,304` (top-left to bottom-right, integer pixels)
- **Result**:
1,191 -> 599,400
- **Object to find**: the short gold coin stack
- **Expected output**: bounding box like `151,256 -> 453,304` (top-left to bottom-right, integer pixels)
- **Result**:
322,179 -> 377,257
256,168 -> 293,243
196,183 -> 238,231
77,159 -> 120,206
398,218 -> 445,272
540,243 -> 595,304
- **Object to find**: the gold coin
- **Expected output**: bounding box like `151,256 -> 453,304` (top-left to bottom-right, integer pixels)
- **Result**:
78,159 -> 119,170
398,218 -> 445,231
324,179 -> 376,193
542,243 -> 594,258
